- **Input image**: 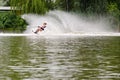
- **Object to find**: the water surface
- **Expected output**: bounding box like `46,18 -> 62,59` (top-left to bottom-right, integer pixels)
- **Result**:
0,36 -> 120,80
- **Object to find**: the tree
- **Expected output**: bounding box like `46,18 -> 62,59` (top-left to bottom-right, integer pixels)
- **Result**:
45,0 -> 55,10
55,0 -> 74,11
9,0 -> 53,15
107,2 -> 120,31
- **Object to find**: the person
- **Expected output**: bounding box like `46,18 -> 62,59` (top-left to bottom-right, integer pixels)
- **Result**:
34,22 -> 47,34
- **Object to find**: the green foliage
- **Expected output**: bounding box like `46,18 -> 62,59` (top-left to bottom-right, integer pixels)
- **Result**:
55,0 -> 74,11
0,12 -> 28,32
45,0 -> 55,10
9,0 -> 55,15
107,3 -> 120,17
54,0 -> 120,15
107,3 -> 120,31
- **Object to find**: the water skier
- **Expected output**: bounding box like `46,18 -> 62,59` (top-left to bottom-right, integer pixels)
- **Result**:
34,22 -> 47,34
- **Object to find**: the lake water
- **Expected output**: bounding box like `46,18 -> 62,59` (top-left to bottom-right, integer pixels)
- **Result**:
0,35 -> 120,80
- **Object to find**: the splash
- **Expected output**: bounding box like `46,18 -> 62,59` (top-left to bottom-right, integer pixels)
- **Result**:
22,10 -> 113,34
0,33 -> 120,37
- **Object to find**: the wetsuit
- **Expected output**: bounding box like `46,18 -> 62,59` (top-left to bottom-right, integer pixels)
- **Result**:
34,26 -> 46,34
41,26 -> 46,30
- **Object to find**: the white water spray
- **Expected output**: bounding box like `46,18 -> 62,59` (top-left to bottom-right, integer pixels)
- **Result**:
23,10 -> 113,34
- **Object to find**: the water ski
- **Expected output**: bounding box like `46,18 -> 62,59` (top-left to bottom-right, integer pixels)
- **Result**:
32,30 -> 37,34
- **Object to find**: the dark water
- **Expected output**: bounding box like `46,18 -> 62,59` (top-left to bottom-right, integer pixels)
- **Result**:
0,36 -> 120,80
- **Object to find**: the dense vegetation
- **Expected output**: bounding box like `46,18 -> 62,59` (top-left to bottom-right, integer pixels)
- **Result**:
2,0 -> 120,32
4,0 -> 54,15
0,12 -> 27,33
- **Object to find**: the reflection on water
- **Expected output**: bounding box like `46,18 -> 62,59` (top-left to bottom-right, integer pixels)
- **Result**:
0,36 -> 120,80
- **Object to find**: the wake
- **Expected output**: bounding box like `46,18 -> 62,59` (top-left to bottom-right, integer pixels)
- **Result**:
0,33 -> 120,37
22,10 -> 114,34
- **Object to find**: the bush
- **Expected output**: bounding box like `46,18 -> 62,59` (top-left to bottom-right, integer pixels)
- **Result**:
0,12 -> 28,32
